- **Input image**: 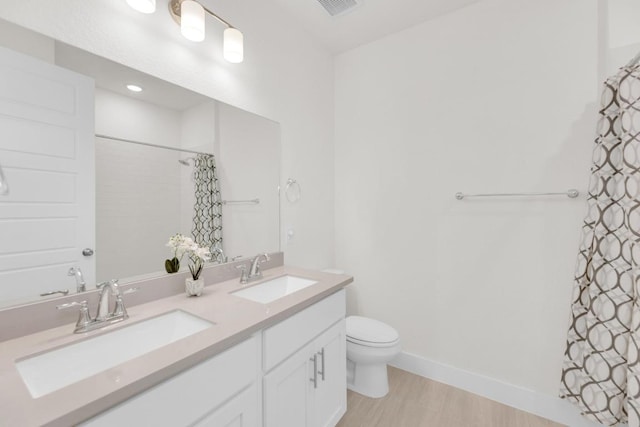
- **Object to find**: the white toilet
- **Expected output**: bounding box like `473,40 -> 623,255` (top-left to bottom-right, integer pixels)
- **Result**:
346,315 -> 401,398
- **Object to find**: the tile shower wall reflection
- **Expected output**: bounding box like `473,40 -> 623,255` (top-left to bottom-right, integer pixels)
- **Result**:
95,87 -> 210,282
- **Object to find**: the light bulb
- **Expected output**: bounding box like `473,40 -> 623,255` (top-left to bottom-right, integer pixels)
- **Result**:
126,84 -> 143,92
181,1 -> 205,42
126,0 -> 156,14
223,28 -> 243,63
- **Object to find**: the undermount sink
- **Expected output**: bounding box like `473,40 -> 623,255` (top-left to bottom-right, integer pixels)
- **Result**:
231,275 -> 318,304
16,310 -> 214,398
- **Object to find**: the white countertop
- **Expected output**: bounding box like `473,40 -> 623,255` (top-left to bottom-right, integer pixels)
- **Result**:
0,265 -> 352,427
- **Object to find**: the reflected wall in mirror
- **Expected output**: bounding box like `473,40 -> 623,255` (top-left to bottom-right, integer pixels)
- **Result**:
0,19 -> 281,309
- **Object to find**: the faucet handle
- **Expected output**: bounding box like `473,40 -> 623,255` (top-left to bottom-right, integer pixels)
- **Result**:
236,264 -> 248,284
112,294 -> 130,320
57,300 -> 92,331
41,289 -> 70,297
112,286 -> 140,318
56,300 -> 87,310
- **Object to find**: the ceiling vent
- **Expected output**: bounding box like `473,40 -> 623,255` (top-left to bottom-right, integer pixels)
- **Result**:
316,0 -> 359,16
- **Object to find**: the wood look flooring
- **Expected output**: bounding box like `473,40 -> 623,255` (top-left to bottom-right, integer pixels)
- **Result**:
336,367 -> 565,427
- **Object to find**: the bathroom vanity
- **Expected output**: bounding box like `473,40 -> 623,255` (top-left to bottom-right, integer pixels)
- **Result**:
0,263 -> 352,427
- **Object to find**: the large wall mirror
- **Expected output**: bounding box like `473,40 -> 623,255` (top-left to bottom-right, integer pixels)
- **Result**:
0,19 -> 281,309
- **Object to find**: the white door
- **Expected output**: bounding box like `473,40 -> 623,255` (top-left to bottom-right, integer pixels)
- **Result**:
0,46 -> 95,303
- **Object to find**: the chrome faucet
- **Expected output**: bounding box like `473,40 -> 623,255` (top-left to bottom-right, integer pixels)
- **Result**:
211,246 -> 227,263
96,279 -> 127,321
68,267 -> 86,292
57,279 -> 137,333
248,253 -> 270,282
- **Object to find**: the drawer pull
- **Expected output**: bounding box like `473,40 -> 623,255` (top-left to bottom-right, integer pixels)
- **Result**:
318,348 -> 325,381
310,354 -> 318,389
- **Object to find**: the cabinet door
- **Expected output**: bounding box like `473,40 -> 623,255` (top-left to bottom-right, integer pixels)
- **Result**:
313,321 -> 347,427
263,341 -> 315,427
82,336 -> 259,427
193,384 -> 259,427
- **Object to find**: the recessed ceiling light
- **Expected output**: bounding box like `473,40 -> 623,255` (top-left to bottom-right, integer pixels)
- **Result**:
126,0 -> 156,14
126,84 -> 143,92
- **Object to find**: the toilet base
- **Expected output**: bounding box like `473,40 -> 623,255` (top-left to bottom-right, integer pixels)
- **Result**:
347,359 -> 390,398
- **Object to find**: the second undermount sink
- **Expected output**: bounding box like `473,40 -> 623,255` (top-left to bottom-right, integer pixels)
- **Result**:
231,275 -> 318,304
16,310 -> 214,398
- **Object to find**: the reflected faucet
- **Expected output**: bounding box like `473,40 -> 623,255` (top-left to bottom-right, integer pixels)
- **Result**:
211,246 -> 227,263
68,267 -> 86,293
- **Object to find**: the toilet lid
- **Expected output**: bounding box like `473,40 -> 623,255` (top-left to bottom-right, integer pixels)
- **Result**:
346,316 -> 399,345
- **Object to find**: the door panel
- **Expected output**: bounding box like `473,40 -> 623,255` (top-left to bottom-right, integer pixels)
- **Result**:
0,46 -> 95,303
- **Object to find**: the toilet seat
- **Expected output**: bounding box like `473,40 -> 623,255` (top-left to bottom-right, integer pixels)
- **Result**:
346,316 -> 400,348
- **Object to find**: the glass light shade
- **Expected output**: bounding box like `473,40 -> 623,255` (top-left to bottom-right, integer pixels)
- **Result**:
181,1 -> 205,42
126,0 -> 156,14
224,28 -> 244,63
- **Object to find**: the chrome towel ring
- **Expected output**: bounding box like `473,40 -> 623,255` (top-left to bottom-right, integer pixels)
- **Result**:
285,178 -> 301,203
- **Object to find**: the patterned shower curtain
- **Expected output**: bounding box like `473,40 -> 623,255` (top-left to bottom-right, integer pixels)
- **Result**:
560,64 -> 640,426
191,153 -> 224,262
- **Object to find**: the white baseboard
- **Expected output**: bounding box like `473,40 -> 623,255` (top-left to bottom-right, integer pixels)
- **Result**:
389,351 -> 605,427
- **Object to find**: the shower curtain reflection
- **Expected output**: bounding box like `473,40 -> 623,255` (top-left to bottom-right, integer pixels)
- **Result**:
190,153 -> 224,262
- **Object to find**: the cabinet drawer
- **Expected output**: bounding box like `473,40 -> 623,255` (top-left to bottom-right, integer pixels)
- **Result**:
263,289 -> 345,371
82,335 -> 261,426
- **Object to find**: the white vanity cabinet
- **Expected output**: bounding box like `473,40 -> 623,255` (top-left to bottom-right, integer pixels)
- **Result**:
263,290 -> 346,427
82,335 -> 261,427
81,289 -> 346,427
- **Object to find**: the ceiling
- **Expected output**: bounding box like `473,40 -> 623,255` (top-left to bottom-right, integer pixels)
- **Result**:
271,0 -> 479,54
54,42 -> 210,111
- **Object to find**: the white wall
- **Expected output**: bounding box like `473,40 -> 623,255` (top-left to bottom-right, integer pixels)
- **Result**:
0,0 -> 335,269
606,0 -> 640,74
335,0 -> 598,411
217,103 -> 280,259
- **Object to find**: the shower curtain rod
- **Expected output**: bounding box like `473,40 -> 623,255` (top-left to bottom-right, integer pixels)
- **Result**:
95,134 -> 213,157
454,189 -> 579,200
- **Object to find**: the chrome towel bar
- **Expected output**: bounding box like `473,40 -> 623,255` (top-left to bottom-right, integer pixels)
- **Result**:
222,198 -> 260,205
455,189 -> 579,200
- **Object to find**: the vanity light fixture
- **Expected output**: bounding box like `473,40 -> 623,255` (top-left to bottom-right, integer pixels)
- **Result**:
126,84 -> 143,92
126,0 -> 244,63
168,0 -> 243,63
127,0 -> 156,14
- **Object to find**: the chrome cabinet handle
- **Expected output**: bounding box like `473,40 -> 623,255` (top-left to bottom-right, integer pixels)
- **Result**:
310,354 -> 318,389
318,348 -> 325,382
82,248 -> 94,256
